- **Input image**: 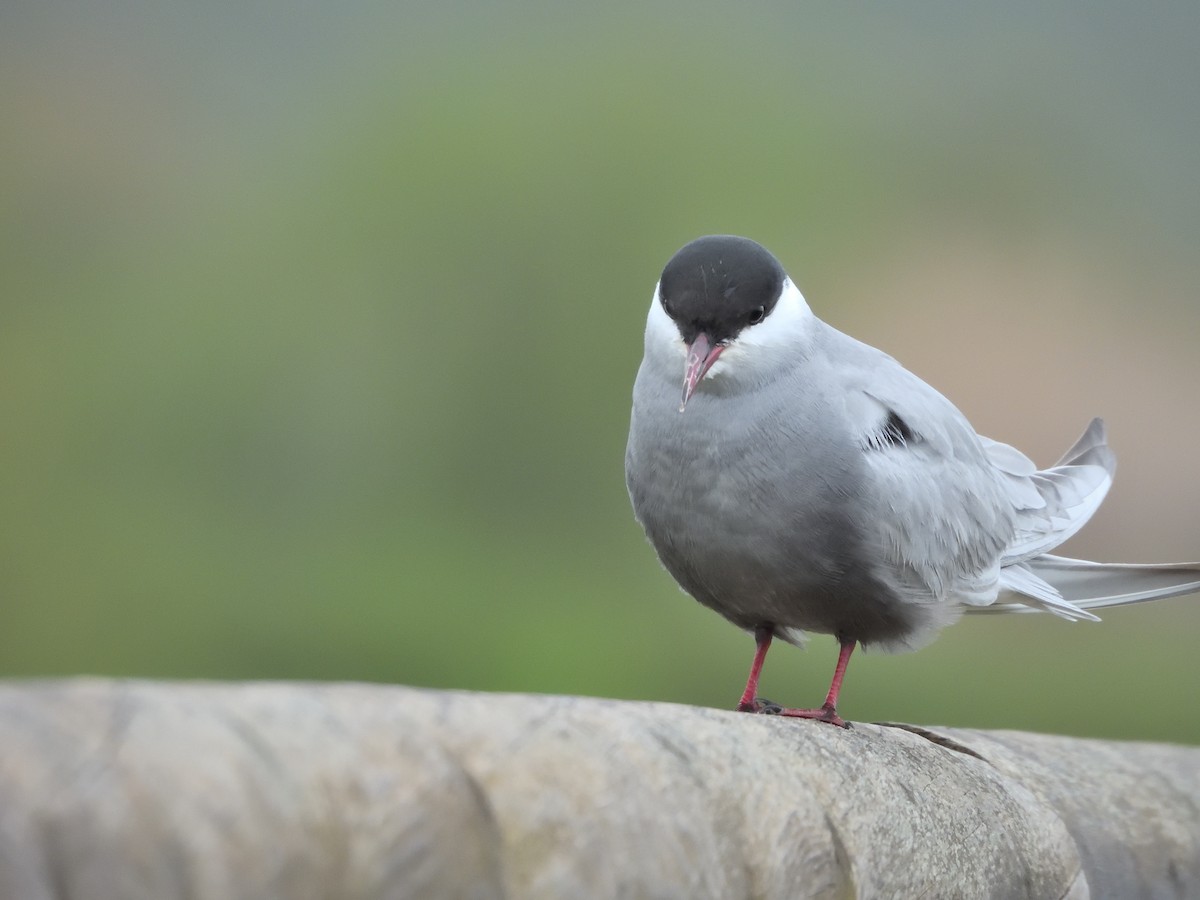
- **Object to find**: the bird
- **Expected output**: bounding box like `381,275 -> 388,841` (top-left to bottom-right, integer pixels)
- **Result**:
624,234 -> 1200,727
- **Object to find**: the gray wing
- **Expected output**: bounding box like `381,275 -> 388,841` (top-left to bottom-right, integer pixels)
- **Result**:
821,326 -> 1192,626
822,329 -> 1016,619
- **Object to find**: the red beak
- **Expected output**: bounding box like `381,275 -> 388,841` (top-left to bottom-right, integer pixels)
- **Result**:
680,332 -> 724,411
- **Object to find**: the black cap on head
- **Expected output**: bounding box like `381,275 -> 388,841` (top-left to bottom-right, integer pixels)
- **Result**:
658,235 -> 786,345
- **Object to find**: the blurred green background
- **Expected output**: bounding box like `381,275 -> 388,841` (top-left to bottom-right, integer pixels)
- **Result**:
2,2 -> 1198,742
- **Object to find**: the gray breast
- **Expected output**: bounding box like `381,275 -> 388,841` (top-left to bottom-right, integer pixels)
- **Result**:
626,365 -> 925,646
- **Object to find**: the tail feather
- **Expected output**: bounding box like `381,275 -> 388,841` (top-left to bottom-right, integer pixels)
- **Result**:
974,420 -> 1199,619
973,555 -> 1200,616
1051,417 -> 1115,470
999,418 -> 1117,566
1030,555 -> 1200,610
994,561 -> 1100,621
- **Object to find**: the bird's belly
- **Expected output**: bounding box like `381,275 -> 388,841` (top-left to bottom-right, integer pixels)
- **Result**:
628,413 -> 913,642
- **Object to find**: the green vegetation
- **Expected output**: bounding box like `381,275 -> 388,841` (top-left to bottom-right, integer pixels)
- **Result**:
2,2 -> 1198,742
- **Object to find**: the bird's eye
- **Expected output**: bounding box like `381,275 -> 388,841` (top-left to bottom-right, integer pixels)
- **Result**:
748,306 -> 766,325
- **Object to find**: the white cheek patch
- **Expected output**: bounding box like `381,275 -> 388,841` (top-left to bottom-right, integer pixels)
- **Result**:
645,283 -> 686,360
716,278 -> 814,381
731,279 -> 813,353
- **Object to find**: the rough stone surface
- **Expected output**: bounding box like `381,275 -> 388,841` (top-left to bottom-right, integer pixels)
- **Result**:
0,680 -> 1196,899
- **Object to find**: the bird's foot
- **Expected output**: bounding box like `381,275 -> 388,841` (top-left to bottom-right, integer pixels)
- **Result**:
738,698 -> 850,729
736,696 -> 783,714
776,703 -> 851,729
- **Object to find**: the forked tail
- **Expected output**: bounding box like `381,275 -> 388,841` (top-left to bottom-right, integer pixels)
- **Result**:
980,555 -> 1200,617
982,419 -> 1200,618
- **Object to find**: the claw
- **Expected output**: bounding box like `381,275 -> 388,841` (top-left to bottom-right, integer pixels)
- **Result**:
775,704 -> 851,729
736,697 -> 850,728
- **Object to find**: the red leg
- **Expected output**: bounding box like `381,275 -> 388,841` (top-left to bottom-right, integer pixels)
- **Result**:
774,640 -> 856,728
735,626 -> 773,712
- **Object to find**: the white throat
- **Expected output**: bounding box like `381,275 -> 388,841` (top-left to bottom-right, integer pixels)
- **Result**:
643,278 -> 815,391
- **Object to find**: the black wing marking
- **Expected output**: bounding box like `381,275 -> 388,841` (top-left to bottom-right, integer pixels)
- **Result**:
861,409 -> 916,452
